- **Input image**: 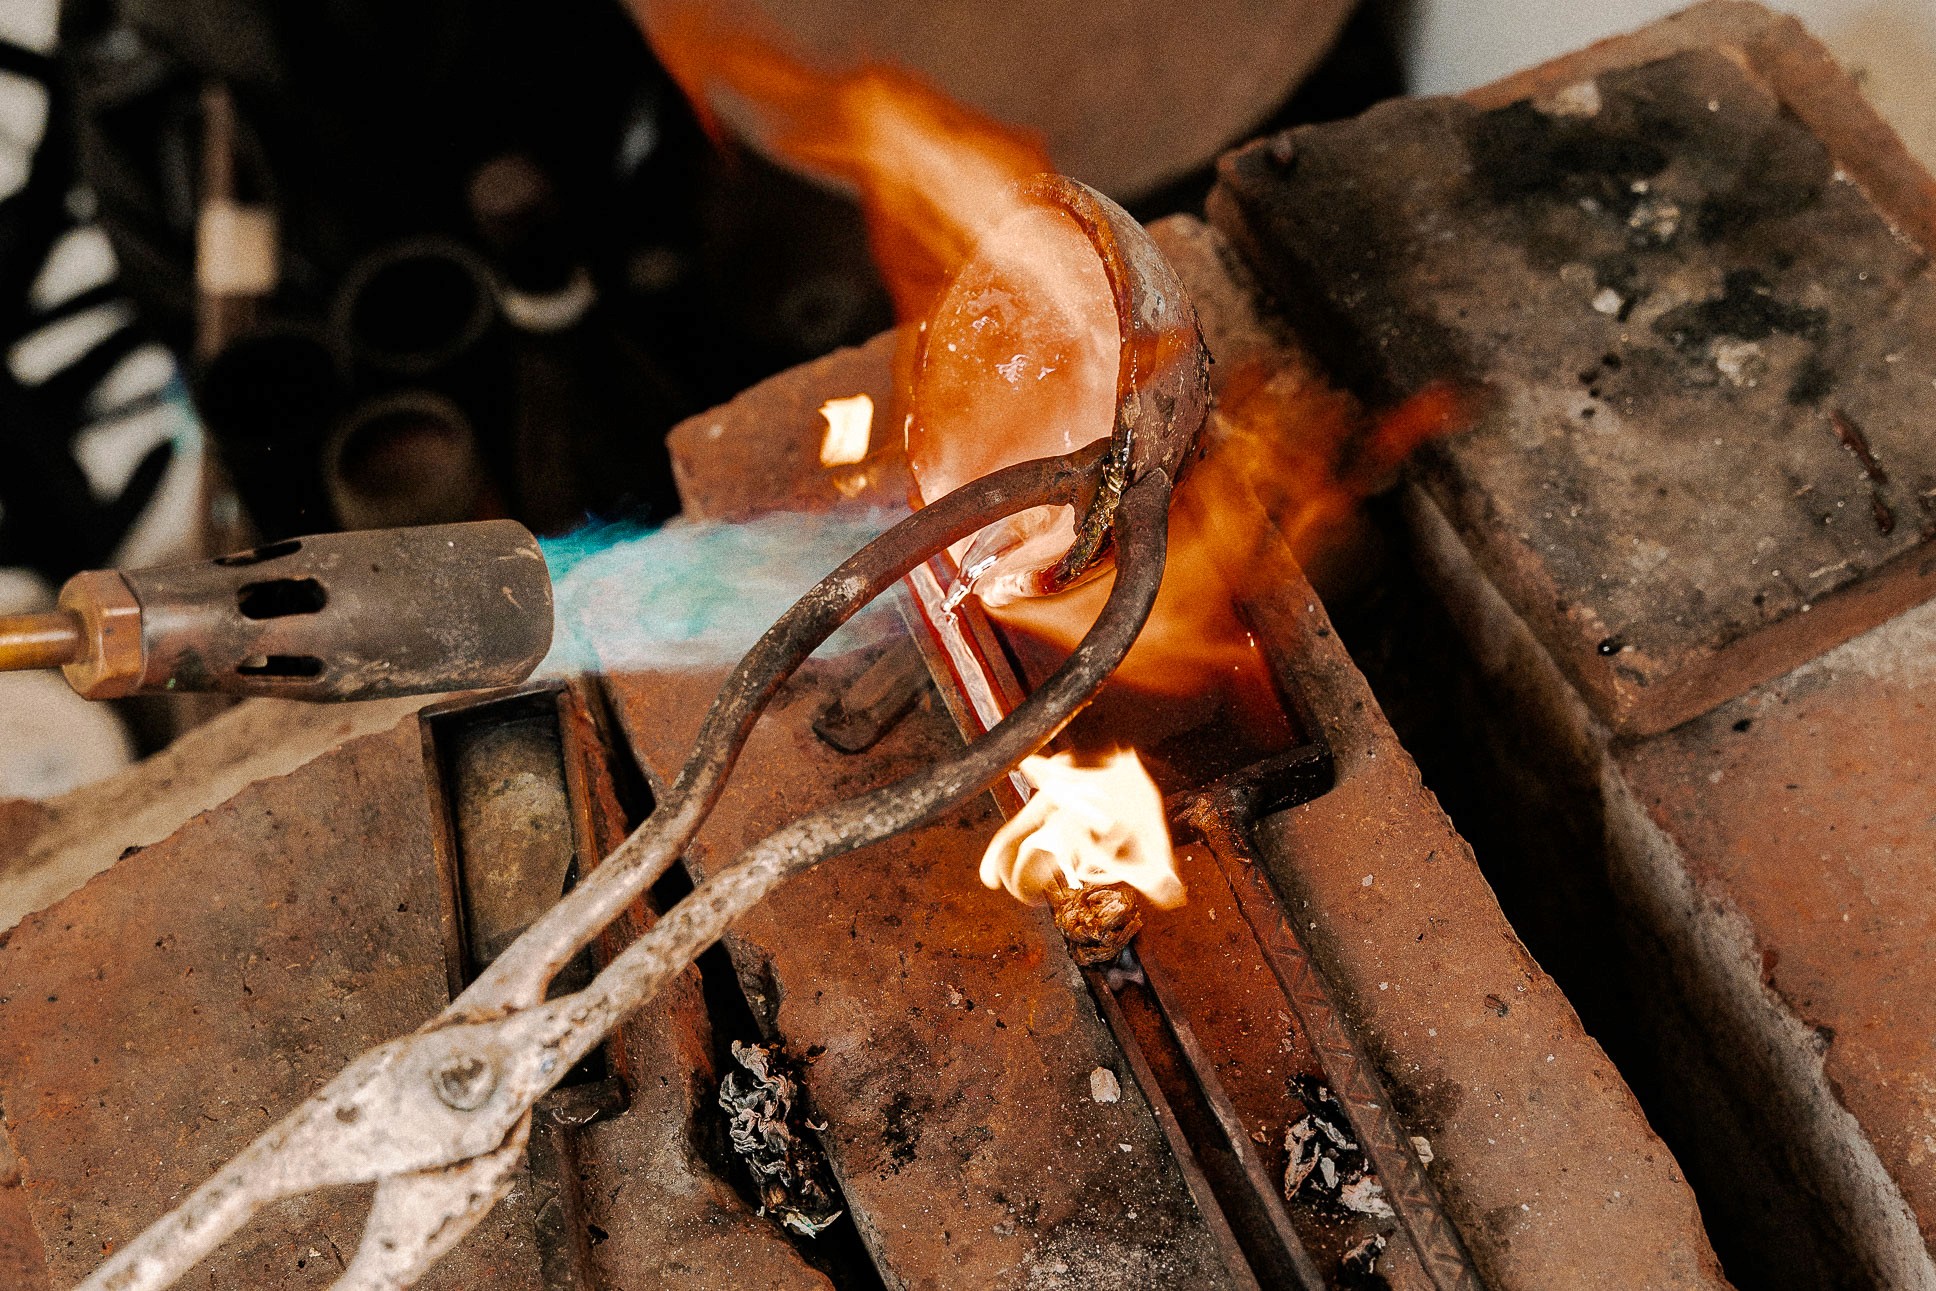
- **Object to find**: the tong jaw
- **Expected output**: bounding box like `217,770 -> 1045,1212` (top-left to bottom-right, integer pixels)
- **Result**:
1023,174 -> 1211,592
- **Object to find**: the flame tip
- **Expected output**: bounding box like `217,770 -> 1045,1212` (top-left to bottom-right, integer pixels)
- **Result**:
982,747 -> 1181,913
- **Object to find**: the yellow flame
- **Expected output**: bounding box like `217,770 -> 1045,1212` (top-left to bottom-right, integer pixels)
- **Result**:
980,750 -> 1183,909
817,393 -> 875,467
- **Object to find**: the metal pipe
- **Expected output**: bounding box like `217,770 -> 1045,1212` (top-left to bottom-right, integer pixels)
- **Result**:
332,237 -> 499,381
330,236 -> 514,492
0,611 -> 82,670
325,391 -> 489,530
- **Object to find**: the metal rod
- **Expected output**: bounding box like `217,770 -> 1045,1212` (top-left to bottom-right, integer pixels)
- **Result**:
1084,961 -> 1265,1291
1135,948 -> 1330,1289
1191,797 -> 1484,1291
0,610 -> 82,670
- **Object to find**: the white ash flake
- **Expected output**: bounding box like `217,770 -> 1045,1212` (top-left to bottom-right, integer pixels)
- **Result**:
1627,197 -> 1681,242
1089,1067 -> 1121,1104
1285,1119 -> 1321,1195
1710,339 -> 1767,387
1282,1078 -> 1388,1217
1339,1176 -> 1395,1219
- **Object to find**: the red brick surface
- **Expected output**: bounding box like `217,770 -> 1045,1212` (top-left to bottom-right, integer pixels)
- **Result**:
1617,598 -> 1936,1256
0,713 -> 829,1289
0,722 -> 547,1289
668,329 -> 910,524
1256,5 -> 1936,1282
604,661 -> 1243,1288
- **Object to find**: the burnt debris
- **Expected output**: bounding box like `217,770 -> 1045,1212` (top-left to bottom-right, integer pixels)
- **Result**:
719,1041 -> 846,1238
1282,1076 -> 1395,1223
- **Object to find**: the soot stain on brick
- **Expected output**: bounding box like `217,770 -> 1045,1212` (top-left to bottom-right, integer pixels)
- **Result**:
1692,134 -> 1827,244
1785,351 -> 1836,406
1653,269 -> 1827,356
1462,55 -> 1836,376
881,1091 -> 921,1173
1465,98 -> 1669,223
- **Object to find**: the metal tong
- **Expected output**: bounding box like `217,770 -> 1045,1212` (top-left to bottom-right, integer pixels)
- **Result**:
81,175 -> 1210,1291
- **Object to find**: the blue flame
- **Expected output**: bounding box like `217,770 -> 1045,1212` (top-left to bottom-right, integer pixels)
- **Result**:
537,508 -> 906,676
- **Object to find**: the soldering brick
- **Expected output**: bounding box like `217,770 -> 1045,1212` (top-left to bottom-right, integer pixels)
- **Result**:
1211,4 -> 1936,737
631,226 -> 1732,1288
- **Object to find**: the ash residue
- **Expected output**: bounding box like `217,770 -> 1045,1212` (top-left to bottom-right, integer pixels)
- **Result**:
1341,1232 -> 1388,1281
1464,53 -> 1830,255
1459,53 -> 1835,354
719,1040 -> 845,1237
1282,1076 -> 1394,1222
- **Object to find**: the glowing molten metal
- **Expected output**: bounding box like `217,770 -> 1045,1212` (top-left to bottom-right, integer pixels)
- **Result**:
981,750 -> 1184,910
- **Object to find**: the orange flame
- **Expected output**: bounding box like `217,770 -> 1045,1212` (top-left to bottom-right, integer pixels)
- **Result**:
982,750 -> 1183,909
995,371 -> 1471,693
640,0 -> 1124,602
637,0 -> 1050,320
631,0 -> 1470,778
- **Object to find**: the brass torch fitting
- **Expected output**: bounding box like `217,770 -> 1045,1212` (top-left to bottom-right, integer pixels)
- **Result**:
57,571 -> 147,698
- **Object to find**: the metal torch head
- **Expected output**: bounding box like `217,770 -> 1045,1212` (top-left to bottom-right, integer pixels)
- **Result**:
62,520 -> 554,700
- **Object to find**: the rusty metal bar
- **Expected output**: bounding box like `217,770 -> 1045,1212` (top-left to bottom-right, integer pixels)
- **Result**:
1084,960 -> 1267,1291
1178,752 -> 1484,1291
811,637 -> 930,754
1136,947 -> 1331,1289
421,683 -> 642,1290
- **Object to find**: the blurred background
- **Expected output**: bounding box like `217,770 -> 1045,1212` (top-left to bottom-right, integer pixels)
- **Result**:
0,0 -> 1929,798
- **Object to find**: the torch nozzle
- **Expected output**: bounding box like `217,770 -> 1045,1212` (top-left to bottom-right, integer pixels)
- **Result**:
2,521 -> 554,702
0,611 -> 84,672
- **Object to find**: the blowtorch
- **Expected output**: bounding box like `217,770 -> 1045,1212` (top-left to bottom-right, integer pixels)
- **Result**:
0,520 -> 553,701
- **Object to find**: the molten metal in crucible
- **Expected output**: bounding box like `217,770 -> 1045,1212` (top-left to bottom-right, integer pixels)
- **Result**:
77,172 -> 1210,1291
